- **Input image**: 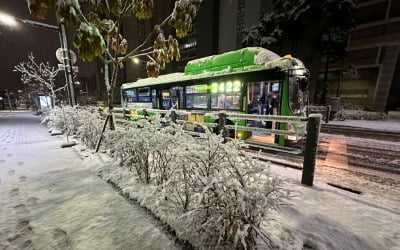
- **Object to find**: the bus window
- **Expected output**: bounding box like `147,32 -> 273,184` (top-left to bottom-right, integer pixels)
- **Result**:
186,84 -> 209,109
170,86 -> 183,109
247,81 -> 280,115
211,81 -> 241,110
138,87 -> 150,102
124,88 -> 137,104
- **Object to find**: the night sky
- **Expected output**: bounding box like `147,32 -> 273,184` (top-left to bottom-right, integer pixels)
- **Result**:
0,0 -> 96,95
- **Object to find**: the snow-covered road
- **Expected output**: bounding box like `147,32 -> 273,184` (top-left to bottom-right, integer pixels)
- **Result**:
0,111 -> 178,250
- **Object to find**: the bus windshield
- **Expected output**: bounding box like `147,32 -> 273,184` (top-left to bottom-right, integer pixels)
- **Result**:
289,73 -> 309,115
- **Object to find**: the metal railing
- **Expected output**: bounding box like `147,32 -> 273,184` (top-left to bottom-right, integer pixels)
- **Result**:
107,108 -> 322,186
308,105 -> 331,123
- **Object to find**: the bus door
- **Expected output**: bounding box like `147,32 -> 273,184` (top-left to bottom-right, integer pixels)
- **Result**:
161,90 -> 171,109
247,81 -> 281,144
170,86 -> 183,109
161,86 -> 183,110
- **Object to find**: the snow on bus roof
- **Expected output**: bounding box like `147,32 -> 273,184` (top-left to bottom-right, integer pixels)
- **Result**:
122,48 -> 304,89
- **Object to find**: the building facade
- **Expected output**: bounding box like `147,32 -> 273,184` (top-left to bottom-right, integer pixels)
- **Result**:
319,0 -> 400,111
122,0 -> 400,111
122,0 -> 265,81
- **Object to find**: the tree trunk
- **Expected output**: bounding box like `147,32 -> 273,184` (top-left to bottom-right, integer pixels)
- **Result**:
107,89 -> 115,130
51,89 -> 56,109
104,62 -> 115,130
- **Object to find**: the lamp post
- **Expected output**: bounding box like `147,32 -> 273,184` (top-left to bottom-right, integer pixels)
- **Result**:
0,13 -> 76,106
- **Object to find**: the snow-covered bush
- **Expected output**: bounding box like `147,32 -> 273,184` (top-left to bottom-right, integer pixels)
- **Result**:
76,108 -> 103,149
174,132 -> 287,249
41,108 -> 64,130
63,107 -> 84,135
105,115 -> 182,183
41,106 -> 104,148
104,114 -> 289,249
340,104 -> 388,120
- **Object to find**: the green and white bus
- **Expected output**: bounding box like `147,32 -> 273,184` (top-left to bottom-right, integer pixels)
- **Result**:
121,47 -> 309,145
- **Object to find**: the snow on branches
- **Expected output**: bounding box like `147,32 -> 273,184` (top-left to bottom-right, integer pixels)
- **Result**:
104,114 -> 289,249
14,53 -> 67,108
42,108 -> 290,248
41,106 -> 103,149
26,0 -> 203,128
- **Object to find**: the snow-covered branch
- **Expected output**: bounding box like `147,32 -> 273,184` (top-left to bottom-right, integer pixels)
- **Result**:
14,53 -> 63,108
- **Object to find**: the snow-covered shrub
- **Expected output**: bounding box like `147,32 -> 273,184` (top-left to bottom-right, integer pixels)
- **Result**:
175,133 -> 287,249
41,107 -> 65,131
152,124 -> 193,186
337,104 -> 388,120
342,109 -> 388,120
76,107 -> 104,149
41,106 -> 104,148
62,107 -> 84,135
158,135 -> 199,212
105,115 -> 175,183
104,114 -> 289,249
159,128 -> 235,212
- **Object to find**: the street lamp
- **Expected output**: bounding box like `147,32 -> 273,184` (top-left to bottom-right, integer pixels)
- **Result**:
0,12 -> 17,26
132,57 -> 140,64
0,12 -> 76,106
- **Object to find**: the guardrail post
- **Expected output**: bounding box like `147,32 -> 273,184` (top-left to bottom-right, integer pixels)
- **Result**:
142,109 -> 148,118
218,112 -> 227,137
170,110 -> 177,123
301,114 -> 322,186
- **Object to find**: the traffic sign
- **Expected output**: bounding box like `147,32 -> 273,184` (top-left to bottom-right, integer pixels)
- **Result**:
56,48 -> 77,65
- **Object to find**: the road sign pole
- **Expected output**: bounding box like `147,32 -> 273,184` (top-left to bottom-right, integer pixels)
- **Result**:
58,19 -> 75,106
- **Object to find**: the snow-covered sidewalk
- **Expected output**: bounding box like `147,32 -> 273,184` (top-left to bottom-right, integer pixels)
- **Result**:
97,156 -> 400,250
2,111 -> 399,250
264,164 -> 400,250
0,112 -> 178,250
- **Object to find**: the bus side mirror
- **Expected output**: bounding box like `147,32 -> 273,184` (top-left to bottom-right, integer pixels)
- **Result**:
297,77 -> 309,91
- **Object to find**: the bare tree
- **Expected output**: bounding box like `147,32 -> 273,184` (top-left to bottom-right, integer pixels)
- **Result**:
14,53 -> 65,108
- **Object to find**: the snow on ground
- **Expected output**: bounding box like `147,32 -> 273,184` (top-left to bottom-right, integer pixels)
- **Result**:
0,111 -> 178,250
327,119 -> 400,133
97,155 -> 400,250
263,163 -> 400,250
317,133 -> 400,209
1,111 -> 399,250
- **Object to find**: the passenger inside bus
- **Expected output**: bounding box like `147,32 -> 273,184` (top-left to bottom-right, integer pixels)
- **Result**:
248,81 -> 280,128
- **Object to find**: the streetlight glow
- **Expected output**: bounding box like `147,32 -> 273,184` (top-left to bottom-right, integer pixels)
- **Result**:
0,12 -> 17,27
132,58 -> 140,64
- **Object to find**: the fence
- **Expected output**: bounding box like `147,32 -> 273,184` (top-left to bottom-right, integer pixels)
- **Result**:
105,108 -> 322,186
308,105 -> 331,123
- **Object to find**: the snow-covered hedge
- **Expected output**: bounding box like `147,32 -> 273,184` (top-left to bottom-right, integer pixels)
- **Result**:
341,109 -> 388,120
41,106 -> 103,149
338,104 -> 388,120
104,114 -> 289,249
